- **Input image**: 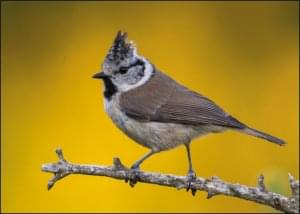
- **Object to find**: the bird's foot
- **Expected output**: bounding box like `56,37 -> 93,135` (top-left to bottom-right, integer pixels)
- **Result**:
125,164 -> 141,188
186,170 -> 197,196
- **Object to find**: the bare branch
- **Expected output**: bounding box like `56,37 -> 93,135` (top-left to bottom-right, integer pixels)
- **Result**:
41,148 -> 299,213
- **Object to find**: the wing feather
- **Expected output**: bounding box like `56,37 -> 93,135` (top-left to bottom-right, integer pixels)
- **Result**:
120,69 -> 245,128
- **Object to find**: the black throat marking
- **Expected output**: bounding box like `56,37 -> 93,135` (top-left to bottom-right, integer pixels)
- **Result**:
102,77 -> 118,100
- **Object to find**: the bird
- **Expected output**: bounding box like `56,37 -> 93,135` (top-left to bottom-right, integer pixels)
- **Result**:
93,31 -> 285,195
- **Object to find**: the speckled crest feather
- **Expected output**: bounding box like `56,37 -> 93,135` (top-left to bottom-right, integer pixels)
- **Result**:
105,31 -> 135,65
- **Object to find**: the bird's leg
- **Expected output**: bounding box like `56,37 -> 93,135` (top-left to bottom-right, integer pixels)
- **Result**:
185,144 -> 197,196
125,150 -> 156,187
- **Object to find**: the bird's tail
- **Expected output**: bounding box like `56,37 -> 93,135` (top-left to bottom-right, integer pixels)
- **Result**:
241,127 -> 286,146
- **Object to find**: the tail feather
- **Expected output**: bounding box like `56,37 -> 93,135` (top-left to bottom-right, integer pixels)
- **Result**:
242,127 -> 286,146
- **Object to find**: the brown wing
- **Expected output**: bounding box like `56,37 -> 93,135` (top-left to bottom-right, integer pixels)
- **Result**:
120,70 -> 245,128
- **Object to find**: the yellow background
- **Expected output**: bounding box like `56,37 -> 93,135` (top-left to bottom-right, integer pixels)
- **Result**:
1,1 -> 299,212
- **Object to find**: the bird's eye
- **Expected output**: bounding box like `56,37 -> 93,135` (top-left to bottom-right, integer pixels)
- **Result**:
119,67 -> 128,74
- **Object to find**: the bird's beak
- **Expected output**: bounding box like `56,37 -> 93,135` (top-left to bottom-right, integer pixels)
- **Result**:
92,71 -> 108,79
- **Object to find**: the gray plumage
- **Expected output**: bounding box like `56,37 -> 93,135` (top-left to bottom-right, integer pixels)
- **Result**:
93,31 -> 285,192
119,68 -> 285,146
120,69 -> 244,128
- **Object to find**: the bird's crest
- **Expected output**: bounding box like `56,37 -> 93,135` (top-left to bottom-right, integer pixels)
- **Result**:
105,31 -> 136,64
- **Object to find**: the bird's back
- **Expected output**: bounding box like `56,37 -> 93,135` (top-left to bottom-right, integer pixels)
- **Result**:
120,69 -> 245,129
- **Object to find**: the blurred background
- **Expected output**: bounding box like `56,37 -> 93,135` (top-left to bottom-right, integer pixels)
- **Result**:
1,1 -> 299,213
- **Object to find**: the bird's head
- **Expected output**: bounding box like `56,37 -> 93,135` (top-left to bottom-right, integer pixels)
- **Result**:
93,31 -> 153,92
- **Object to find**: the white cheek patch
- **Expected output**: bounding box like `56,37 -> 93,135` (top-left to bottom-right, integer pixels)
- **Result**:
117,57 -> 153,92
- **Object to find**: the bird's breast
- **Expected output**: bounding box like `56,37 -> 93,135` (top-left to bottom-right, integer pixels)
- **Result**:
104,94 -> 127,129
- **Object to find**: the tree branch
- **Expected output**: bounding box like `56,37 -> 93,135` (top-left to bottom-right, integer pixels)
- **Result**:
41,148 -> 299,213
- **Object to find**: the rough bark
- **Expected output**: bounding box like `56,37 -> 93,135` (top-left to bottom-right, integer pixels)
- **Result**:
41,148 -> 299,213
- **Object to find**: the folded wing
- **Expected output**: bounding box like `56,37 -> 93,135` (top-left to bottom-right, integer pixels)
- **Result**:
120,69 -> 245,129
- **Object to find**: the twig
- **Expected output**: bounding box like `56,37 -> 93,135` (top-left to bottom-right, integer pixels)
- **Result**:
41,148 -> 299,213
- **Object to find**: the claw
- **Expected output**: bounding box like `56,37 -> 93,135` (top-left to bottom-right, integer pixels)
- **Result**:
125,165 -> 140,187
186,170 -> 197,196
